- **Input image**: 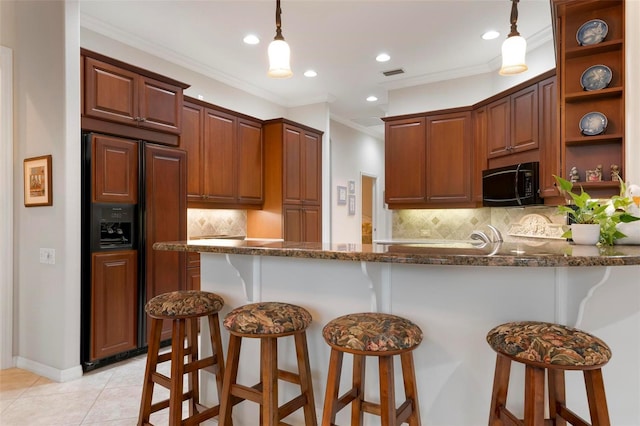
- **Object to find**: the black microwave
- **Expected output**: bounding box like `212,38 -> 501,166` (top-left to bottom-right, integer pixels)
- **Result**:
482,162 -> 542,207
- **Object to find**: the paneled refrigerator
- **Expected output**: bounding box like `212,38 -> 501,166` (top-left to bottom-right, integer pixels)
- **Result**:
81,132 -> 186,371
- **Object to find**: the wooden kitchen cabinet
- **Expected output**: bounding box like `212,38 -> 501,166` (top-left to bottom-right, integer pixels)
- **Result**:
552,0 -> 625,199
537,75 -> 562,202
384,108 -> 473,208
91,134 -> 138,204
182,97 -> 263,208
186,252 -> 201,291
144,143 -> 187,343
384,117 -> 426,205
83,54 -> 185,135
247,119 -> 323,242
487,84 -> 539,158
90,250 -> 138,361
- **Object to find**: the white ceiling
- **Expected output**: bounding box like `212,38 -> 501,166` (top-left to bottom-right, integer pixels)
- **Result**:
79,0 -> 553,131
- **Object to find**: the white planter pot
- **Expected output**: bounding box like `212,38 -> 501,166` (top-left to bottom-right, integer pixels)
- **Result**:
571,223 -> 600,245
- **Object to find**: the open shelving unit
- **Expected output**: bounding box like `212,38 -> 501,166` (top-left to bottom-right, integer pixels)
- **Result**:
552,0 -> 625,198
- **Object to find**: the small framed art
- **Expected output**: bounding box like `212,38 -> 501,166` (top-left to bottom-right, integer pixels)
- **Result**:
348,180 -> 355,194
24,155 -> 52,207
348,195 -> 356,215
337,185 -> 347,205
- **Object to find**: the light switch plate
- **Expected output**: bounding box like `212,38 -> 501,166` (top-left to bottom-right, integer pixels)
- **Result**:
39,248 -> 55,264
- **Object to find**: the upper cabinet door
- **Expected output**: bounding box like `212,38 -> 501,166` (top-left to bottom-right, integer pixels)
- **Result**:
84,57 -> 139,126
486,98 -> 510,158
236,118 -> 264,204
302,130 -> 321,204
510,84 -> 539,153
203,109 -> 236,203
181,101 -> 204,201
138,76 -> 182,134
283,125 -> 303,204
384,117 -> 426,205
91,134 -> 138,204
426,112 -> 472,204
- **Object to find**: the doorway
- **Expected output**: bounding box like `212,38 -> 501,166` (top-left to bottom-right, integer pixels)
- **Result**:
361,175 -> 375,244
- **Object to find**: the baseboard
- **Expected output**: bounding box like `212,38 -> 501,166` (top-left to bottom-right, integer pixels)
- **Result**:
15,356 -> 83,382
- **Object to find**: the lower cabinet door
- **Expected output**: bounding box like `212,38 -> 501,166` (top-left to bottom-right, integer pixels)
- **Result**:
91,250 -> 138,361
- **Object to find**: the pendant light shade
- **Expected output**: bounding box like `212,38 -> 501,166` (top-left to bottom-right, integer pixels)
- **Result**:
499,0 -> 528,76
268,0 -> 292,78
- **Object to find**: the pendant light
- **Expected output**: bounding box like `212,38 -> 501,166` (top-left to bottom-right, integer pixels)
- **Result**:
499,0 -> 528,75
268,0 -> 293,78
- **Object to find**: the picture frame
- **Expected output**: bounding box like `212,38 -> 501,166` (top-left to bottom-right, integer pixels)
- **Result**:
348,180 -> 356,194
337,185 -> 347,205
24,155 -> 52,207
348,195 -> 356,215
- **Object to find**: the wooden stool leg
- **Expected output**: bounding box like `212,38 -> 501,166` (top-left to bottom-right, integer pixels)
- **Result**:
400,352 -> 421,426
351,354 -> 366,426
294,331 -> 318,425
207,313 -> 226,400
262,337 -> 279,426
489,353 -> 511,426
584,369 -> 610,426
378,355 -> 396,426
187,317 -> 199,417
169,318 -> 187,424
219,334 -> 242,426
548,368 -> 567,426
138,318 -> 163,425
322,349 -> 344,426
523,365 -> 545,426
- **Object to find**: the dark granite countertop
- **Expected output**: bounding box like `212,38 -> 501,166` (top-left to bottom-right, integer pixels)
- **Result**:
153,239 -> 640,267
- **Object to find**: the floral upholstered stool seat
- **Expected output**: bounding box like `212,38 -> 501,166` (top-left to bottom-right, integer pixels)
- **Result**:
486,321 -> 612,426
321,312 -> 423,426
218,301 -> 317,426
138,290 -> 227,426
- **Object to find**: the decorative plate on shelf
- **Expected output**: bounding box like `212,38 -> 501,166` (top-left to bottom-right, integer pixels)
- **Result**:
576,19 -> 608,46
579,111 -> 608,136
580,64 -> 612,91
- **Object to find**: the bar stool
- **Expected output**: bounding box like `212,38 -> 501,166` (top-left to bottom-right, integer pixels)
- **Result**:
218,301 -> 317,426
486,321 -> 612,426
138,290 -> 227,426
321,312 -> 423,426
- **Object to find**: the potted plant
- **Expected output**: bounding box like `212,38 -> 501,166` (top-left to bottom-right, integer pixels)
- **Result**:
554,175 -> 640,245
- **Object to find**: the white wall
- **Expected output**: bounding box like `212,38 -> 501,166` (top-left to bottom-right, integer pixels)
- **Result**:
4,0 -> 82,380
329,120 -> 388,244
387,40 -> 556,117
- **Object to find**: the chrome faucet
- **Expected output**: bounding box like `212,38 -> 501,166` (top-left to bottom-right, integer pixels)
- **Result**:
469,225 -> 503,244
470,230 -> 491,244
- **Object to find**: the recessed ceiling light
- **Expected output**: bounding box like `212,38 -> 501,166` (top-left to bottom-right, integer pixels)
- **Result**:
482,30 -> 500,40
376,53 -> 390,62
304,70 -> 317,77
366,95 -> 378,102
243,34 -> 260,45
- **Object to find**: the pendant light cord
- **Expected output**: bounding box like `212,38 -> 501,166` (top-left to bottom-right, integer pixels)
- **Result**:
274,0 -> 284,41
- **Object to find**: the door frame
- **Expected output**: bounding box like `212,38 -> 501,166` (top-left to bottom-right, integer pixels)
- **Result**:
360,172 -> 377,243
1,46 -> 14,369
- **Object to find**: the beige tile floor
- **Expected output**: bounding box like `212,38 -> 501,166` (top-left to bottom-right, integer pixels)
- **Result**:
0,353 -> 218,425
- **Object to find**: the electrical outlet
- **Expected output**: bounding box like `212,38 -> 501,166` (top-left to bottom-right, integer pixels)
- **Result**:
39,248 -> 55,265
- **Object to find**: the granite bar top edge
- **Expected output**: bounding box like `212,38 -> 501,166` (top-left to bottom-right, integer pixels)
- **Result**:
153,240 -> 640,267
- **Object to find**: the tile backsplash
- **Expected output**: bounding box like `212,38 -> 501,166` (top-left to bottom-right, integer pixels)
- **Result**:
187,209 -> 246,238
392,206 -> 566,241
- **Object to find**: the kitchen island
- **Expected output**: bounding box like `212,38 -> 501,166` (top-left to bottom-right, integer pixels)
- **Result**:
155,239 -> 640,425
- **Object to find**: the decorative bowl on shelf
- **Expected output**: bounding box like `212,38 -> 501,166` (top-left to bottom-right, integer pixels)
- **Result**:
576,19 -> 608,46
579,111 -> 607,136
580,64 -> 612,91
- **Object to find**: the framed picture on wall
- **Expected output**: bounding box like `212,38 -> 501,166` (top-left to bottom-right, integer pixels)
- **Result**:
348,180 -> 355,194
337,186 -> 347,205
348,195 -> 356,215
24,155 -> 52,207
